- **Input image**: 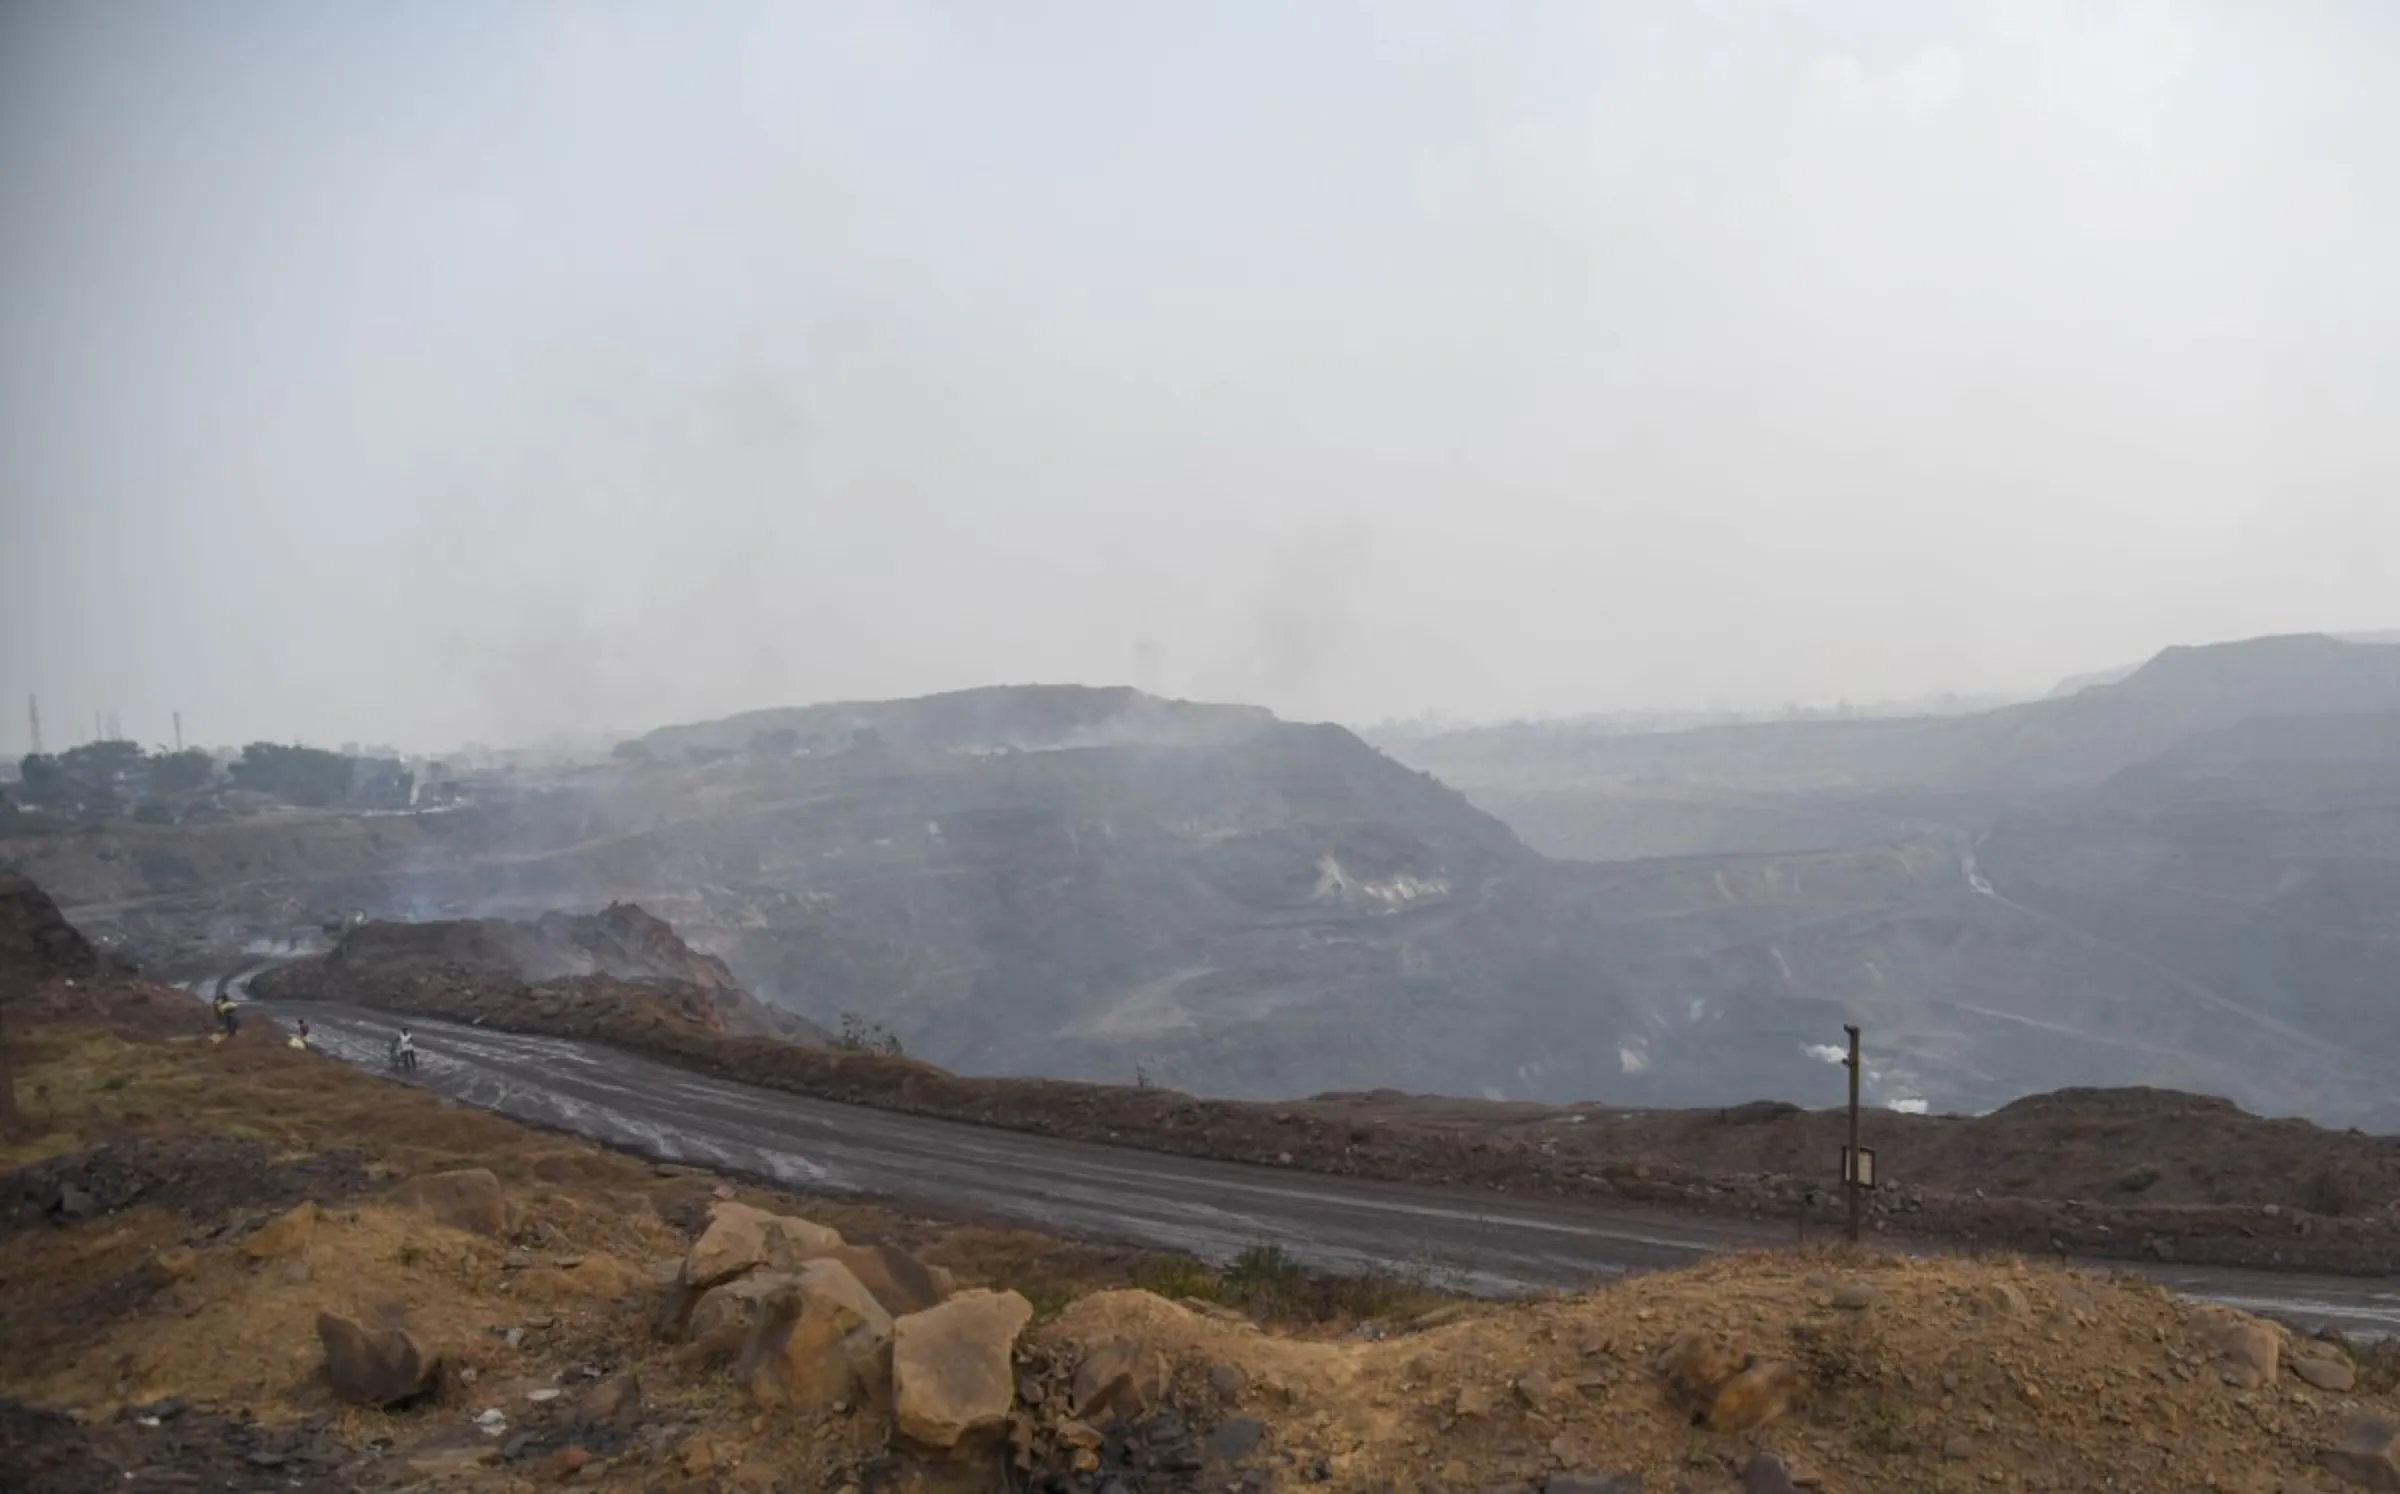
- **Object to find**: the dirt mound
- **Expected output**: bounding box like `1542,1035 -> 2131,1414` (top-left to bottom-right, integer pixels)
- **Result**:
327,901 -> 742,991
1,873 -> 201,1043
0,870 -> 101,988
1032,1253 -> 2400,1493
1545,1084 -> 2400,1265
1991,1085 -> 2246,1121
8,970 -> 211,1035
539,902 -> 741,984
262,903 -> 822,1042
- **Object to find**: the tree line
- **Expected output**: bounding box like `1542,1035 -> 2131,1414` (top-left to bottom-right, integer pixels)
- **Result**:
12,741 -> 410,814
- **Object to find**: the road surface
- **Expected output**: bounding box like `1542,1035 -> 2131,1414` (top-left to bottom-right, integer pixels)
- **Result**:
261,1001 -> 2400,1337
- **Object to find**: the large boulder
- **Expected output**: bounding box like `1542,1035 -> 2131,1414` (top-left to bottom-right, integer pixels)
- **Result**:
2320,1414 -> 2400,1490
682,1202 -> 843,1289
2293,1342 -> 2359,1393
686,1271 -> 809,1356
317,1312 -> 439,1406
2209,1316 -> 2281,1390
892,1290 -> 1034,1450
737,1259 -> 896,1411
1070,1335 -> 1171,1429
823,1242 -> 954,1318
385,1169 -> 512,1238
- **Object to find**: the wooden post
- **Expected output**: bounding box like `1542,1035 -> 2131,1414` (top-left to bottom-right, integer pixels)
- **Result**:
1844,1023 -> 1862,1244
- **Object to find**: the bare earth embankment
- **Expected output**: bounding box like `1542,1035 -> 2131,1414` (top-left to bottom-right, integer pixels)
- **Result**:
7,971 -> 2400,1491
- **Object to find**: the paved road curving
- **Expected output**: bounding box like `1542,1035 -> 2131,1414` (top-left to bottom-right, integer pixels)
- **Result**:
262,1002 -> 2400,1337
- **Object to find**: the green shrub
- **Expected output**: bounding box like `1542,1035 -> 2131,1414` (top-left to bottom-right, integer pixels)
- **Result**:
1129,1253 -> 1219,1301
1852,1397 -> 1912,1453
1211,1243 -> 1444,1325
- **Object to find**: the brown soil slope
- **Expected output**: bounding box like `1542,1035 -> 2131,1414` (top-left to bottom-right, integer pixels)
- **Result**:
3,1010 -> 2398,1493
0,869 -> 103,988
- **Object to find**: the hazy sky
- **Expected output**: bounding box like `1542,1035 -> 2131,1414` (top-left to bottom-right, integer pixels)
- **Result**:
5,1 -> 2398,754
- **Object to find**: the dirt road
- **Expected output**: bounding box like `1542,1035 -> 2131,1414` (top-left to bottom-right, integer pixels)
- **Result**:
268,1003 -> 2400,1336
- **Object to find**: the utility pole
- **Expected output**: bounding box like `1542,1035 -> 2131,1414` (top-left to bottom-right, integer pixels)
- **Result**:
1843,1023 -> 1864,1243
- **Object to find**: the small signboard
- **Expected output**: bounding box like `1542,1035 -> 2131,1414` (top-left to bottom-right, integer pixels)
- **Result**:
1842,1146 -> 1877,1188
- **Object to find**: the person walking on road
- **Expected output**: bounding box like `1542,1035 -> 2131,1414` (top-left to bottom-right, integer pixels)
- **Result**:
211,993 -> 240,1040
389,1027 -> 417,1073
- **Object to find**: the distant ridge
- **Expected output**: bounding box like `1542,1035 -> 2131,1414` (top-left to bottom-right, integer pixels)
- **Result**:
634,684 -> 1276,759
2046,628 -> 2400,699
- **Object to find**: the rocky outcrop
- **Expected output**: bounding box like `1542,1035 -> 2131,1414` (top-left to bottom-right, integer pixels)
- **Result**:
317,1312 -> 439,1407
670,1201 -> 955,1378
682,1201 -> 843,1290
736,1259 -> 896,1411
892,1289 -> 1033,1450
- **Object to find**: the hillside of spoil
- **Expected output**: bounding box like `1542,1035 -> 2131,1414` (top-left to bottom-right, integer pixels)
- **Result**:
0,868 -> 106,987
251,902 -> 824,1043
18,659 -> 2400,1124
